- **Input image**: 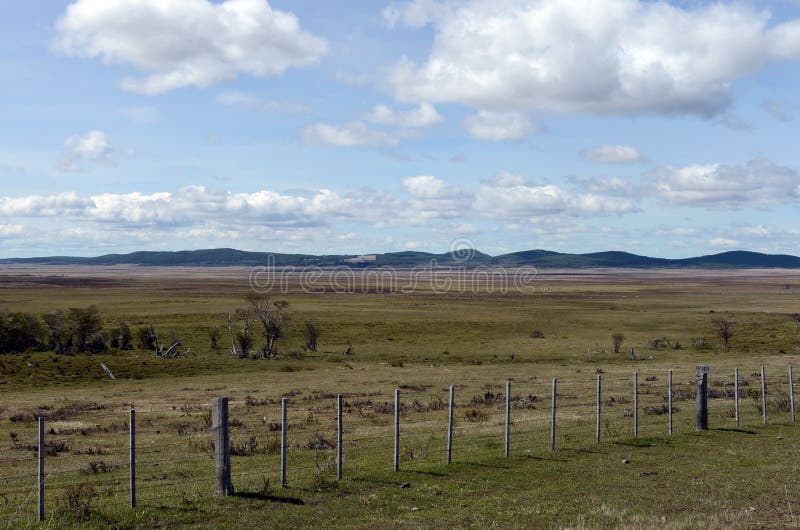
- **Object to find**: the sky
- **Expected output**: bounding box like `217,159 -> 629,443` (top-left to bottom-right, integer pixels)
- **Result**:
1,0 -> 800,258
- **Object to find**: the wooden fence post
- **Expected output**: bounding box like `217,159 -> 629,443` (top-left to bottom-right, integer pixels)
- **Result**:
212,397 -> 233,496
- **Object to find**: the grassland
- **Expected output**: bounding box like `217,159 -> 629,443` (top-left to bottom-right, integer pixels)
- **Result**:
1,265 -> 800,529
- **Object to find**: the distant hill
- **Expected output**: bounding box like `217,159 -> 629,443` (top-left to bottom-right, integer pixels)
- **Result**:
2,248 -> 799,269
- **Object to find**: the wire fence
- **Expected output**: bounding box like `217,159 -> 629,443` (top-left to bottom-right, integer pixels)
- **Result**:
1,362 -> 797,526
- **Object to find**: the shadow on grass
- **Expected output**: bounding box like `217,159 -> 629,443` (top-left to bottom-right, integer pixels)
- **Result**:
612,437 -> 670,448
523,454 -> 570,462
233,491 -> 304,505
713,427 -> 757,435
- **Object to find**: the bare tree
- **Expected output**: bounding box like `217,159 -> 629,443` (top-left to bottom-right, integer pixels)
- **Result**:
225,309 -> 253,359
246,294 -> 288,359
716,319 -> 734,350
612,332 -> 625,354
303,321 -> 321,352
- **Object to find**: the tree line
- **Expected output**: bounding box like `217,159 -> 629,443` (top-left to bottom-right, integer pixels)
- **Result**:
0,306 -> 156,355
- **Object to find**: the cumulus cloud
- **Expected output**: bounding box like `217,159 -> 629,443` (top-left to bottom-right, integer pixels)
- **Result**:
567,176 -> 640,197
709,237 -> 740,247
652,159 -> 800,207
387,0 -> 800,116
402,175 -> 469,219
461,111 -> 533,141
301,122 -> 398,147
65,130 -> 113,160
581,145 -> 642,164
474,172 -> 638,217
366,103 -> 443,128
0,186 -> 399,229
741,225 -> 770,236
55,0 -> 327,94
0,224 -> 23,237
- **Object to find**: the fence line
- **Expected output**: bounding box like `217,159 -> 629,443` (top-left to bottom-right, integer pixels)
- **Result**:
3,363 -> 798,525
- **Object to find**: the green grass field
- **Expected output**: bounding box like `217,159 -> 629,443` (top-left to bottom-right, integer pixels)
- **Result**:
1,266 -> 800,528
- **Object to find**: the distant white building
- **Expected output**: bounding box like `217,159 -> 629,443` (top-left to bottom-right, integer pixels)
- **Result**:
344,254 -> 377,264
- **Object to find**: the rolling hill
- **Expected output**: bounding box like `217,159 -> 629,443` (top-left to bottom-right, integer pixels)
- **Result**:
2,248 -> 800,268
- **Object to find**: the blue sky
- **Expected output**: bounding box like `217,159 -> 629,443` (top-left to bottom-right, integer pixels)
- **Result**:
1,0 -> 800,258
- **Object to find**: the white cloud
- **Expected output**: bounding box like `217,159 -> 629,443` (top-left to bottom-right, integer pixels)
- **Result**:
653,159 -> 800,207
474,173 -> 638,217
709,237 -> 740,247
656,227 -> 697,237
55,0 -> 327,94
402,175 -> 469,219
568,176 -> 639,197
581,145 -> 642,164
741,225 -> 770,236
0,186 -> 399,229
387,0 -> 800,116
366,103 -> 443,128
65,130 -> 113,160
461,111 -> 533,141
301,122 -> 397,147
0,224 -> 23,237
217,92 -> 309,114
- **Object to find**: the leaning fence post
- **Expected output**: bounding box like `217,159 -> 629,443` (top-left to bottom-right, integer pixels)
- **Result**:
550,378 -> 557,450
761,365 -> 768,425
789,364 -> 796,423
336,394 -> 343,480
696,365 -> 709,431
595,374 -> 601,445
734,368 -> 740,427
633,371 -> 639,438
212,397 -> 233,496
504,381 -> 511,457
281,397 -> 288,487
393,389 -> 400,472
130,408 -> 136,508
447,385 -> 454,464
38,416 -> 44,522
668,370 -> 673,435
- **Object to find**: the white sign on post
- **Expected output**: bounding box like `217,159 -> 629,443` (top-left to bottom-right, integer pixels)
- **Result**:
696,365 -> 711,382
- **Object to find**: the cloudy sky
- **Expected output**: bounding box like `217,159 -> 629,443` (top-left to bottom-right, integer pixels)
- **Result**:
2,0 -> 800,258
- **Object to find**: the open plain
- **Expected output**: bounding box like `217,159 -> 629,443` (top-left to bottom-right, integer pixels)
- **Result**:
2,266 -> 800,529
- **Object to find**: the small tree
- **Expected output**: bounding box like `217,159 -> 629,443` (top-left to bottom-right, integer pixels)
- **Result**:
246,294 -> 289,359
716,319 -> 734,350
303,321 -> 321,352
792,313 -> 800,335
67,306 -> 103,353
136,324 -> 159,351
612,332 -> 625,354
